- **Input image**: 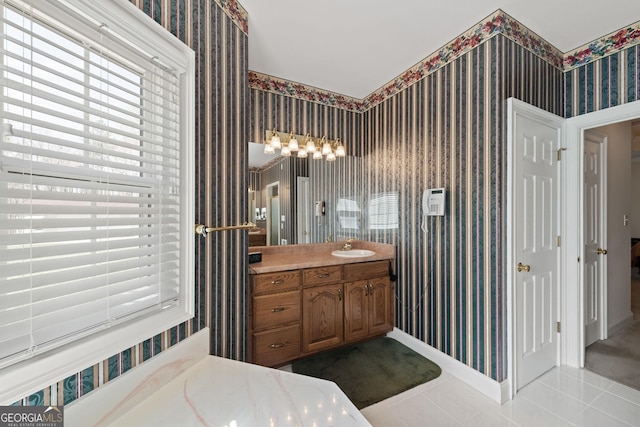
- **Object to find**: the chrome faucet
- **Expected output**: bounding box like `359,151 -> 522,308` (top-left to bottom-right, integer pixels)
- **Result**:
342,238 -> 353,251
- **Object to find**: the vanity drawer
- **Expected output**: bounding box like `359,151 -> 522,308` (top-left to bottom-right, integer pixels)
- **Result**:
253,290 -> 300,331
303,265 -> 343,286
252,270 -> 301,295
344,260 -> 389,281
253,324 -> 301,367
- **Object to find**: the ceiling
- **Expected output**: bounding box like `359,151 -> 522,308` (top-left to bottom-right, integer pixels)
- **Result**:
241,0 -> 640,99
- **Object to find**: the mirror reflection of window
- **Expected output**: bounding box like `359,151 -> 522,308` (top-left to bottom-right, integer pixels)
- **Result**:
337,197 -> 361,230
368,192 -> 399,230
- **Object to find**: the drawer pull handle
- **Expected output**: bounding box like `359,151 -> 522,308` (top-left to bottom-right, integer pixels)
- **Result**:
270,279 -> 285,284
271,307 -> 286,313
317,274 -> 330,278
269,343 -> 285,349
338,288 -> 343,301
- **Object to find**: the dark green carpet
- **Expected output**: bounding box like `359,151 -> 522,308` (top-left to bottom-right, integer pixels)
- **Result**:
292,337 -> 441,409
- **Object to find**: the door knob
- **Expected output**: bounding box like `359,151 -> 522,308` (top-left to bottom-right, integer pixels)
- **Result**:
596,248 -> 608,255
517,262 -> 531,273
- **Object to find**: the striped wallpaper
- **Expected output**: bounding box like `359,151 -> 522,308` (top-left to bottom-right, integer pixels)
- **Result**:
14,0 -> 249,406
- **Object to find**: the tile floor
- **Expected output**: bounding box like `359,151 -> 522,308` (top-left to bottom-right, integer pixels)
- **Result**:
361,366 -> 640,426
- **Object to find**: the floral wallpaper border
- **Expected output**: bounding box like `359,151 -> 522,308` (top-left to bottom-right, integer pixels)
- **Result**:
216,0 -> 248,35
248,10 -> 563,112
363,10 -> 563,109
248,10 -> 640,112
564,19 -> 640,69
248,71 -> 365,112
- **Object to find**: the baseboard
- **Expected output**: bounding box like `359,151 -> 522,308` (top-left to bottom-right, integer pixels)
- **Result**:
387,328 -> 509,404
65,328 -> 209,427
608,312 -> 635,336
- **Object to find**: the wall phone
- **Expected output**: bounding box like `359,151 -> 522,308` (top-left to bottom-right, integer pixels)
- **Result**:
421,188 -> 446,231
423,188 -> 445,216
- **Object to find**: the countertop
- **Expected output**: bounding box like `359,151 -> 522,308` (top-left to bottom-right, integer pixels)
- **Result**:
109,356 -> 372,427
248,241 -> 395,274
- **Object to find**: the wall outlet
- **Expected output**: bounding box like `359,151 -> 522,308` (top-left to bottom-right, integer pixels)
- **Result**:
281,239 -> 287,245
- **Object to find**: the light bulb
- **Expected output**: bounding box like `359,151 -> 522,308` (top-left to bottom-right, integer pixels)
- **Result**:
297,149 -> 308,158
306,139 -> 316,153
312,151 -> 322,160
264,144 -> 275,154
288,136 -> 299,151
326,152 -> 336,161
321,141 -> 332,155
270,133 -> 281,149
281,145 -> 291,156
335,139 -> 345,157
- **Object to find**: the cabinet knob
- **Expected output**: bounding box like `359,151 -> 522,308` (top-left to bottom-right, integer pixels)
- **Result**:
271,307 -> 286,313
268,343 -> 285,349
317,273 -> 330,278
270,279 -> 285,284
338,288 -> 343,301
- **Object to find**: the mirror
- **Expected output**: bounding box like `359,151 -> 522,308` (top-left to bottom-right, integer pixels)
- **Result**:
248,142 -> 369,246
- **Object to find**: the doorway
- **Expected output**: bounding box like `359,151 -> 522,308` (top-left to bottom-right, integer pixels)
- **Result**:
582,119 -> 640,390
563,100 -> 640,371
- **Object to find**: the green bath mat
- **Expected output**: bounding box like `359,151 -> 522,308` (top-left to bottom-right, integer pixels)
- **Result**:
292,337 -> 441,409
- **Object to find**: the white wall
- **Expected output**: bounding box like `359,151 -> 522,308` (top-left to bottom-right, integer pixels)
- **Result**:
598,122 -> 633,330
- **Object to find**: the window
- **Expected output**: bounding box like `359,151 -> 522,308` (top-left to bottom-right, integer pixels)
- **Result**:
0,0 -> 194,401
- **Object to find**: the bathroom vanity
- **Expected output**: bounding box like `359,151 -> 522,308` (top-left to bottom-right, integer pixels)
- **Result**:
248,241 -> 395,367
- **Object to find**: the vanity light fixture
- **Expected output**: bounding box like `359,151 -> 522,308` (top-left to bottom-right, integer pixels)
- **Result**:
321,136 -> 332,155
287,132 -> 299,151
305,134 -> 316,153
269,129 -> 281,149
335,138 -> 345,157
263,130 -> 346,162
263,143 -> 275,154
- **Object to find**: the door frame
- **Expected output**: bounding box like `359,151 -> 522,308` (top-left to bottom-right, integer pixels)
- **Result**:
581,130 -> 608,348
506,98 -> 565,398
564,100 -> 640,368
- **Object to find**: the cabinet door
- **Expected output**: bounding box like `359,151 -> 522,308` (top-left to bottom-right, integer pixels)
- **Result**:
368,276 -> 392,336
344,281 -> 368,342
302,284 -> 344,353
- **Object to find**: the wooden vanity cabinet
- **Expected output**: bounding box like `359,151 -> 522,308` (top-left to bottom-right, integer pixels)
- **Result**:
344,263 -> 392,343
344,276 -> 392,342
250,270 -> 302,367
250,259 -> 393,367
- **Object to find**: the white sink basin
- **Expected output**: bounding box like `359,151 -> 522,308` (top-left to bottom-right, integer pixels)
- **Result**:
331,249 -> 375,258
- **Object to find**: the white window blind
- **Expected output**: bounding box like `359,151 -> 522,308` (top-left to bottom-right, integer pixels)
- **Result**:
0,0 -> 189,369
368,192 -> 399,230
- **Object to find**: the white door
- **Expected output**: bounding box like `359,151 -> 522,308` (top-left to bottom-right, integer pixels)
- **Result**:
583,130 -> 606,347
508,99 -> 563,390
297,177 -> 311,243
